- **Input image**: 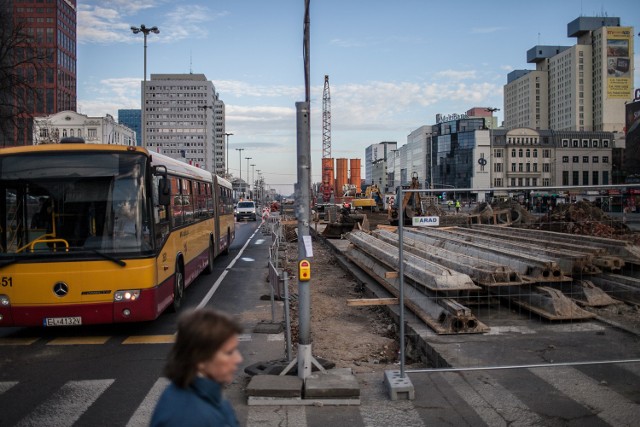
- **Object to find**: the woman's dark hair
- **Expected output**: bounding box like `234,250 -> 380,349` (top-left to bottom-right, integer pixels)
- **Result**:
164,308 -> 242,388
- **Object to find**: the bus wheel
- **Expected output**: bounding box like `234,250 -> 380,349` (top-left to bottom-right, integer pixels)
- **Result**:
170,264 -> 184,312
204,240 -> 214,275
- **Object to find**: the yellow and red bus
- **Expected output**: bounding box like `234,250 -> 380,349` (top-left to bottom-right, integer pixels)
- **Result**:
0,142 -> 234,326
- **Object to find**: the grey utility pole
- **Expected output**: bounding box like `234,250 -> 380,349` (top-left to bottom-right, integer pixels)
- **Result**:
296,0 -> 318,380
295,101 -> 313,379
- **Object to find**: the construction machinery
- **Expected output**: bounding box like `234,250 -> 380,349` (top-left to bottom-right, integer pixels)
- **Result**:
352,184 -> 383,211
388,172 -> 423,225
320,75 -> 334,202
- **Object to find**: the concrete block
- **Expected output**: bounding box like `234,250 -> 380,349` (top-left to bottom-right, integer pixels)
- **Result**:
383,370 -> 415,401
304,368 -> 360,399
246,374 -> 303,398
253,321 -> 283,334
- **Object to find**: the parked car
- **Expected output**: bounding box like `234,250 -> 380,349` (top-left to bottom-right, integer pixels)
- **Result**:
236,200 -> 257,221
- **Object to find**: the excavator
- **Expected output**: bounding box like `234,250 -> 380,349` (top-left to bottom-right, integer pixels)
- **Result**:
388,172 -> 423,225
352,184 -> 383,211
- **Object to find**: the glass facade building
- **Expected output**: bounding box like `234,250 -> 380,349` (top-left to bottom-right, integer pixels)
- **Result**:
118,109 -> 141,146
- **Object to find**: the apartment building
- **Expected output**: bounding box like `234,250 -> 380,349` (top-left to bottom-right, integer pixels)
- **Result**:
144,74 -> 225,174
504,17 -> 633,133
7,0 -> 77,145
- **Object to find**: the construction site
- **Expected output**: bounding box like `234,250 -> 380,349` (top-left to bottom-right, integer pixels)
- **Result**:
282,75 -> 639,373
267,193 -> 640,375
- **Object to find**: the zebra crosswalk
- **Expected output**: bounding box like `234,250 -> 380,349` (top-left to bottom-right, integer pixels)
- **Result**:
15,380 -> 114,427
1,363 -> 640,426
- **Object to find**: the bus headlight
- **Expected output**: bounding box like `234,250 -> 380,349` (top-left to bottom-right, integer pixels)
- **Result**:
0,295 -> 10,306
114,290 -> 140,302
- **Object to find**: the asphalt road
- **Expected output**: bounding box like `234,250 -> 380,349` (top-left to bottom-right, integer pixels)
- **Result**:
0,219 -> 273,427
1,218 -> 640,426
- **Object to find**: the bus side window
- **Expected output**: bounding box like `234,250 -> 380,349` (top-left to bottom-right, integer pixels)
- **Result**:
171,177 -> 183,228
152,175 -> 170,245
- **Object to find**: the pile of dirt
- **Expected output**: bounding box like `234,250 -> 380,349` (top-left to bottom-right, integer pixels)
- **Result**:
532,201 -> 630,237
283,237 -> 400,372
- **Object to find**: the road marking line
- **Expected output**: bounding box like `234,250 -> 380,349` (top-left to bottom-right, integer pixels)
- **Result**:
0,337 -> 39,345
485,326 -> 536,335
531,366 -> 640,425
238,334 -> 252,342
47,336 -> 110,345
16,379 -> 113,427
444,371 -> 543,426
122,335 -> 175,344
197,226 -> 261,309
127,377 -> 169,427
0,381 -> 18,394
267,333 -> 284,342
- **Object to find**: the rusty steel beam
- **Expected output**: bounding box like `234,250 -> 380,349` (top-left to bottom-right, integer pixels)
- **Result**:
422,227 -> 599,275
373,229 -> 522,286
589,273 -> 640,305
469,225 -> 625,271
490,286 -> 596,320
472,224 -> 640,264
398,228 -> 566,282
343,245 -> 488,335
346,231 -> 480,292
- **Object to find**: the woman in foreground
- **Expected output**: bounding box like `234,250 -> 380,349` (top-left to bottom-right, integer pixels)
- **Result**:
151,308 -> 243,427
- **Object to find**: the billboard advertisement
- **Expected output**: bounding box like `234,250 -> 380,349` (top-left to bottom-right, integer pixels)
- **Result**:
606,27 -> 632,99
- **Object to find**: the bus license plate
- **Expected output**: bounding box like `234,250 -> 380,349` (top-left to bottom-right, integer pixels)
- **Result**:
44,317 -> 82,327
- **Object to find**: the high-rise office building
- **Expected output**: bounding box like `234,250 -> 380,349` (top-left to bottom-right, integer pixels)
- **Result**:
504,17 -> 634,133
6,0 -> 77,145
118,109 -> 141,146
365,142 -> 396,183
144,74 -> 225,174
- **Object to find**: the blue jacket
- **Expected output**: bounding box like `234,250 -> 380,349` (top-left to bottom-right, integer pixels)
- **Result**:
150,376 -> 239,427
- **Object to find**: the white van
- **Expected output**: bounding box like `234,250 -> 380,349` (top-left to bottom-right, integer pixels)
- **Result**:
236,200 -> 257,221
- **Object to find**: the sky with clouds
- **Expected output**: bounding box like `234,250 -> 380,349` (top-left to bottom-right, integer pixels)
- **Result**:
76,0 -> 639,194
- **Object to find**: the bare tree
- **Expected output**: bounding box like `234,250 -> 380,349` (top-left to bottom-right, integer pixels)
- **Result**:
0,0 -> 46,146
33,118 -> 60,144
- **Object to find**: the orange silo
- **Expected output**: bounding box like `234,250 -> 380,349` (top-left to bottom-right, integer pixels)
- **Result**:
349,158 -> 361,193
335,158 -> 348,197
321,157 -> 335,201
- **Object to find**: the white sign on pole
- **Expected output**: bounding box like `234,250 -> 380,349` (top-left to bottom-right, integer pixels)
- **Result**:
412,216 -> 440,227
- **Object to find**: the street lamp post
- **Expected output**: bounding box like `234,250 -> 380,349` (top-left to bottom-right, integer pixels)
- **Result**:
198,105 -> 213,171
245,157 -> 252,197
256,169 -> 261,203
131,24 -> 159,149
224,133 -> 234,177
235,148 -> 244,196
250,163 -> 256,195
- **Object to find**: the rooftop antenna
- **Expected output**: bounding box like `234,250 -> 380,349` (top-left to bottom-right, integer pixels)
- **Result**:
538,32 -> 540,44
189,50 -> 193,74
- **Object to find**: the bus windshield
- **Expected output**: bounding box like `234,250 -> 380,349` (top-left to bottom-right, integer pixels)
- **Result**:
0,152 -> 153,258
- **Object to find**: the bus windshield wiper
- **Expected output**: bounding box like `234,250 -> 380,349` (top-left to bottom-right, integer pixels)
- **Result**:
88,249 -> 126,267
71,248 -> 126,267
